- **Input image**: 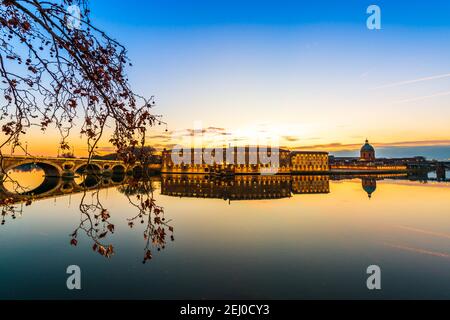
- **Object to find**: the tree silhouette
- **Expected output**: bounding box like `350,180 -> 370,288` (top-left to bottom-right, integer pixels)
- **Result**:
0,1 -> 171,263
122,178 -> 174,264
69,177 -> 174,262
0,0 -> 164,168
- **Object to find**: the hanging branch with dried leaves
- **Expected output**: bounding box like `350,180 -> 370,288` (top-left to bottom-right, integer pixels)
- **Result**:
120,178 -> 174,263
0,0 -> 164,170
0,0 -> 170,263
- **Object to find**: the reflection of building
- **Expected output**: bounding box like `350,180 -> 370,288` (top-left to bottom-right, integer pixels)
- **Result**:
290,152 -> 329,173
160,174 -> 330,200
291,175 -> 330,194
161,174 -> 292,200
362,178 -> 377,199
161,147 -> 326,174
232,175 -> 292,200
360,139 -> 375,161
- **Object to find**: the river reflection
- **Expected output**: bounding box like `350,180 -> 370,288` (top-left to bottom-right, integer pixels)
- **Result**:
1,171 -> 450,299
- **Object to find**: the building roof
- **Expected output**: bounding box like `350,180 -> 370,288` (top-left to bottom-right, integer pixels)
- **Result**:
291,151 -> 329,155
361,139 -> 375,153
163,146 -> 291,153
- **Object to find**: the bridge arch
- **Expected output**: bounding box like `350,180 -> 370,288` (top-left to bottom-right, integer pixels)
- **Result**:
1,175 -> 62,198
112,164 -> 126,175
76,174 -> 101,189
24,176 -> 62,196
62,161 -> 76,171
111,174 -> 126,184
102,178 -> 113,187
1,161 -> 63,197
74,163 -> 102,175
131,165 -> 144,178
60,181 -> 76,193
4,160 -> 63,178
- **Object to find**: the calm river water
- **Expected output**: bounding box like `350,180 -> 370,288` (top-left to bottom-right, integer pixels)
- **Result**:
1,170 -> 450,299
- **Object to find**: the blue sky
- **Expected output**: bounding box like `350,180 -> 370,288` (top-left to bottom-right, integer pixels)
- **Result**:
90,1 -> 450,28
79,1 -> 450,159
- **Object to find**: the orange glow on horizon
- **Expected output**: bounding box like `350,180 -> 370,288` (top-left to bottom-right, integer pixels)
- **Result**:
1,124 -> 449,158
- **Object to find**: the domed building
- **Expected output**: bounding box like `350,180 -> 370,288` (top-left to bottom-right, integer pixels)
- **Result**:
360,139 -> 375,161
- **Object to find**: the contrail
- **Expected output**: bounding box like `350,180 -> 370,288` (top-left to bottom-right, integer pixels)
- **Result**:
385,243 -> 450,259
391,90 -> 450,104
372,72 -> 450,90
397,225 -> 450,240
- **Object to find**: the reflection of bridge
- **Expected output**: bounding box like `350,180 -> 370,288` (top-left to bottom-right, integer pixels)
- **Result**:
0,174 -> 129,205
2,171 -> 448,206
160,174 -> 330,201
0,155 -> 160,205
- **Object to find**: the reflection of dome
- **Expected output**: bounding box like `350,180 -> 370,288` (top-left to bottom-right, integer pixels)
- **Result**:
363,185 -> 376,198
362,178 -> 377,199
360,139 -> 375,161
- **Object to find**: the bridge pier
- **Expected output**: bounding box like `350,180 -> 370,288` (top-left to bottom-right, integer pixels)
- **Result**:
437,164 -> 446,181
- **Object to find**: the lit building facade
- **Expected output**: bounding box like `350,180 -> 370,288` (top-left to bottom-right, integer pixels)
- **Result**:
162,147 -> 310,174
161,140 -> 412,175
290,151 -> 329,173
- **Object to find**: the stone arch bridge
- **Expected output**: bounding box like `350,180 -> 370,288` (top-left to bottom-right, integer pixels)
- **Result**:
0,155 -> 161,204
408,161 -> 450,180
0,155 -> 152,178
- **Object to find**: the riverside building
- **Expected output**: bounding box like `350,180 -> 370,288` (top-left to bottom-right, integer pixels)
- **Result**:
161,146 -> 329,174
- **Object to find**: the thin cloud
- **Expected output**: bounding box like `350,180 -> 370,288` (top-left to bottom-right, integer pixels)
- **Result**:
385,243 -> 450,259
397,225 -> 450,240
293,142 -> 352,150
282,136 -> 300,142
392,90 -> 450,105
170,127 -> 231,137
94,147 -> 116,153
206,126 -> 226,131
146,134 -> 171,140
378,140 -> 450,147
293,140 -> 450,151
373,72 -> 450,90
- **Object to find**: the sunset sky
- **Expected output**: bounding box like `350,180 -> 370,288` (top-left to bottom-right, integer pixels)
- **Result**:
9,0 -> 450,159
